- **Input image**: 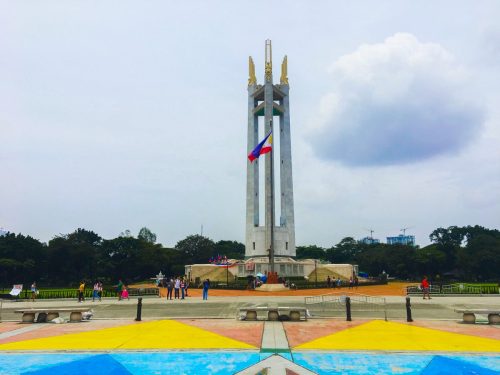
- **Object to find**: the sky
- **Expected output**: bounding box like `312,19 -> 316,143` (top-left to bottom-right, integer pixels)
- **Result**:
1,1 -> 499,248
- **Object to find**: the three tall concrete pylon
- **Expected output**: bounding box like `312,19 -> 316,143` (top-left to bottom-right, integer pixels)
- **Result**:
245,40 -> 296,262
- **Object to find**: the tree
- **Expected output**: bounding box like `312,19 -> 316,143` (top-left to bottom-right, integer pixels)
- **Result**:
296,245 -> 327,260
175,235 -> 215,265
429,226 -> 465,247
356,243 -> 417,279
47,228 -> 102,284
457,232 -> 500,281
415,244 -> 447,278
214,240 -> 245,260
138,227 -> 157,244
0,233 -> 47,285
326,237 -> 361,264
120,229 -> 132,238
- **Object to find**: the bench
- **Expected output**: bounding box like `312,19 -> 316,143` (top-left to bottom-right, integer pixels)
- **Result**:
238,306 -> 308,321
15,308 -> 91,323
455,309 -> 500,324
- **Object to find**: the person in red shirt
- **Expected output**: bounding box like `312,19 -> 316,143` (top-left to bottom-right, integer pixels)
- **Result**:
421,276 -> 431,300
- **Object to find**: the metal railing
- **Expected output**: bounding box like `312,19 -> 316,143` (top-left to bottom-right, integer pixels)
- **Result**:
128,287 -> 160,297
406,284 -> 492,295
348,294 -> 387,321
440,284 -> 482,294
305,292 -> 387,320
406,285 -> 441,295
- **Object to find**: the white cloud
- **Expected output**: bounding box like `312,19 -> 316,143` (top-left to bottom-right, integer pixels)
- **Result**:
309,33 -> 485,166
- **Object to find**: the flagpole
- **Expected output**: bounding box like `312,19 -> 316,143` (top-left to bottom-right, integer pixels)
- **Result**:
270,119 -> 275,274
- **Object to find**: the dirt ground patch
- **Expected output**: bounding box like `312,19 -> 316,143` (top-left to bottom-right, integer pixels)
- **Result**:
130,282 -> 415,297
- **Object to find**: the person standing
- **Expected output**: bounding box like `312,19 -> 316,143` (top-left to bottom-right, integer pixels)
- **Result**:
78,281 -> 85,303
92,281 -> 100,302
349,276 -> 354,289
354,276 -> 359,289
98,281 -> 103,301
116,279 -> 124,301
174,277 -> 180,299
421,276 -> 431,300
31,282 -> 37,302
184,278 -> 189,297
326,276 -> 332,288
336,277 -> 342,289
180,278 -> 185,299
202,278 -> 210,300
166,278 -> 174,300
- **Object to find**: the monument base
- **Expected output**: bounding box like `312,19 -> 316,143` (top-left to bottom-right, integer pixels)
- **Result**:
255,283 -> 290,292
267,271 -> 279,284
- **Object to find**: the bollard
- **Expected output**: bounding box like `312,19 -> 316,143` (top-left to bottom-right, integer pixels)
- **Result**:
135,297 -> 143,321
346,296 -> 352,321
406,296 -> 413,322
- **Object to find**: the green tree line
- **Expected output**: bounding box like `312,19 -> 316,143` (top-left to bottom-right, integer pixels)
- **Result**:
0,225 -> 498,286
0,228 -> 244,287
296,225 -> 500,281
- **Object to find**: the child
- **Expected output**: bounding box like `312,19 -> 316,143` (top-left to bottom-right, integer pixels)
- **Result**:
121,286 -> 130,300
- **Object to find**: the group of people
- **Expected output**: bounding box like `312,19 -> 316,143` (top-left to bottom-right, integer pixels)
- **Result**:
281,278 -> 297,290
158,277 -> 210,300
325,275 -> 359,289
78,280 -> 105,302
162,277 -> 189,300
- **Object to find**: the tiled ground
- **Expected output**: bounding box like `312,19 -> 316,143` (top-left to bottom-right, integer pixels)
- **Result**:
0,318 -> 498,374
0,322 -> 20,334
284,319 -> 368,347
180,319 -> 263,348
413,319 -> 500,340
0,319 -> 137,345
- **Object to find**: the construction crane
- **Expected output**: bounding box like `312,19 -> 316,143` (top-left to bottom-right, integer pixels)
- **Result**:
400,227 -> 413,236
363,228 -> 375,239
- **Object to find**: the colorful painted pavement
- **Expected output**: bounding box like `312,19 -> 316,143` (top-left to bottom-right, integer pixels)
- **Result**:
0,318 -> 498,374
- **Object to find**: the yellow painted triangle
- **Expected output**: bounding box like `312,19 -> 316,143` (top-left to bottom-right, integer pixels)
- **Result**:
0,320 -> 256,351
294,320 -> 500,352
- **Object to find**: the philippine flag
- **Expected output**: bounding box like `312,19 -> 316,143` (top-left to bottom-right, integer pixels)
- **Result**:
248,131 -> 272,162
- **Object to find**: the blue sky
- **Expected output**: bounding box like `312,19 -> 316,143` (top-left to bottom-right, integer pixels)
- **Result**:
1,1 -> 499,247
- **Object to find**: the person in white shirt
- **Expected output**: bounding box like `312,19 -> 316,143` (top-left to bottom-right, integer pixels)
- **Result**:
174,277 -> 181,299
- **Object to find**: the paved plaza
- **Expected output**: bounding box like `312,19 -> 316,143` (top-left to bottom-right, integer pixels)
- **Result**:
0,290 -> 499,374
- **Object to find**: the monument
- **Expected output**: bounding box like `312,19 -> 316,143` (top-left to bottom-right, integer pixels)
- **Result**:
246,40 -> 296,266
185,41 -> 355,286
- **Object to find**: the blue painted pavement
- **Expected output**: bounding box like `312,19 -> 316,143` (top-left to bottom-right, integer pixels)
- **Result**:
0,352 -> 498,374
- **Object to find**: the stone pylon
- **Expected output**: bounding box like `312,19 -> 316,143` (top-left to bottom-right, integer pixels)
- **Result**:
245,40 -> 295,259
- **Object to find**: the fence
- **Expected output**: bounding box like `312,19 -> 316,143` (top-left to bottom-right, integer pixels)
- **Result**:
0,288 -> 118,300
406,283 -> 499,296
305,292 -> 387,320
128,287 -> 159,297
405,285 -> 441,295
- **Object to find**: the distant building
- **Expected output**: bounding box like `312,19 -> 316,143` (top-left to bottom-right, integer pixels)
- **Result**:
359,237 -> 380,245
387,234 -> 415,246
0,228 -> 8,237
